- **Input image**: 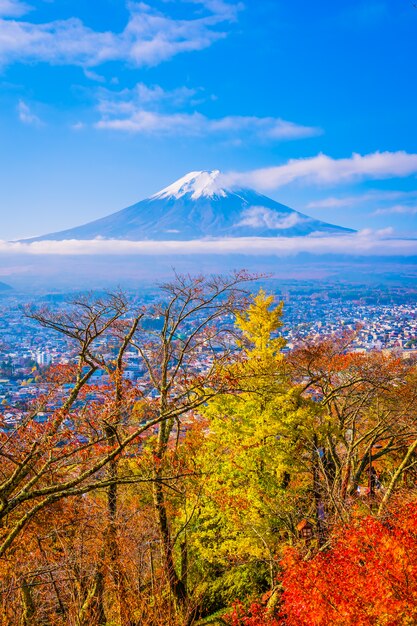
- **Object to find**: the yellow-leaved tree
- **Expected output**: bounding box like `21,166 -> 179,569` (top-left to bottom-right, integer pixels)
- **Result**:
181,290 -> 315,614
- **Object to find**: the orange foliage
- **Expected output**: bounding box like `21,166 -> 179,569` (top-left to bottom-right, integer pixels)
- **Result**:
225,601 -> 282,626
280,501 -> 417,626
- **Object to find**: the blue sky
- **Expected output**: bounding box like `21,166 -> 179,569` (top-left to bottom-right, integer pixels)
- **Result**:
0,0 -> 416,241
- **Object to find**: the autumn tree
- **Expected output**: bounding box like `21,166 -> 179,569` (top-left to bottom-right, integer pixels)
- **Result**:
280,499 -> 417,626
0,272 -> 255,625
123,271 -> 257,623
2,278 -> 417,625
288,335 -> 417,526
176,291 -> 314,615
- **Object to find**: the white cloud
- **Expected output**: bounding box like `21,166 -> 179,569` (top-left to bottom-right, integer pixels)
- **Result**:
266,120 -> 321,140
96,110 -> 206,134
0,0 -> 30,17
96,82 -> 199,116
237,206 -> 304,229
96,104 -> 321,140
17,99 -> 42,126
83,69 -> 106,83
2,231 -> 417,257
373,204 -> 417,216
186,0 -> 243,21
133,82 -> 198,106
0,18 -> 120,67
94,83 -> 321,140
71,121 -> 85,131
208,116 -> 322,140
306,190 -> 417,209
220,152 -> 417,190
0,1 -> 240,69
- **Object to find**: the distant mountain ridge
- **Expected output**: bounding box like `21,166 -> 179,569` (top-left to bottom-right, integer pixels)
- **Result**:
27,170 -> 355,242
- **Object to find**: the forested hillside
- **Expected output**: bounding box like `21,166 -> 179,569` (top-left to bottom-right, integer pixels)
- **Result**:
1,273 -> 416,626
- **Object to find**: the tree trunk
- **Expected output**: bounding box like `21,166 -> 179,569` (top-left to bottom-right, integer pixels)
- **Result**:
153,473 -> 187,607
76,567 -> 106,626
312,435 -> 325,545
20,579 -> 35,626
378,439 -> 417,516
105,426 -> 132,626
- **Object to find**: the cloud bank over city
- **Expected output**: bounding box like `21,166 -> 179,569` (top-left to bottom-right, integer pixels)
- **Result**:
1,229 -> 416,257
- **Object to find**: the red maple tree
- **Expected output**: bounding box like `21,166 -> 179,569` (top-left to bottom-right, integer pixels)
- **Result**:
280,500 -> 417,625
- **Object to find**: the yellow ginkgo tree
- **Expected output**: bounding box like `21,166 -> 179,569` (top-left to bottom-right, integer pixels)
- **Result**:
182,290 -> 315,611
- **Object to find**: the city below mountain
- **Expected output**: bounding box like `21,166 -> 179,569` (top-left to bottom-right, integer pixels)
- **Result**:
27,170 -> 354,242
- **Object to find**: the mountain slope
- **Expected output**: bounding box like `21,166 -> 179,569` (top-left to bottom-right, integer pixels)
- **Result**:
27,170 -> 354,241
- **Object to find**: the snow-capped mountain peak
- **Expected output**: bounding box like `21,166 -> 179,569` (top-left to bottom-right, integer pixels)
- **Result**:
151,170 -> 227,201
25,169 -> 355,242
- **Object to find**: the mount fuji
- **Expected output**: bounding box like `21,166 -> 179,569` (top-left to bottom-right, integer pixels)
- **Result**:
28,170 -> 354,242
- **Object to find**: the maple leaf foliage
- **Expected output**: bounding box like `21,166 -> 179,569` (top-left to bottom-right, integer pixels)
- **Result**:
279,500 -> 417,626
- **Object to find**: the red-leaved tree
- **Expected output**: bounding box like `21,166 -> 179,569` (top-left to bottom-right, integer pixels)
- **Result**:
280,500 -> 417,626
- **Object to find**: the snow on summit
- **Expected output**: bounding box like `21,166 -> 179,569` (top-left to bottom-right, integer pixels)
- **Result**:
151,170 -> 227,200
